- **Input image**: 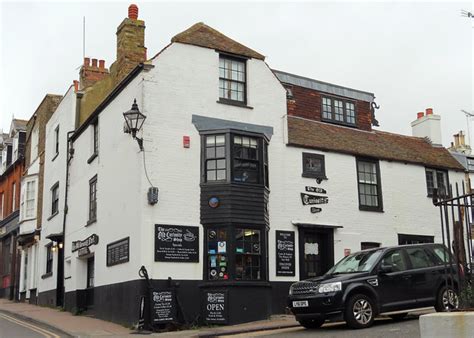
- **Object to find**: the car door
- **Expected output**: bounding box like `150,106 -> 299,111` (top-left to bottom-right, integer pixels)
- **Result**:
404,246 -> 438,306
377,248 -> 416,312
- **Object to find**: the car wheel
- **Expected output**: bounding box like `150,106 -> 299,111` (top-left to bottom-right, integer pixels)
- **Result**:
298,317 -> 325,329
389,313 -> 407,321
435,286 -> 459,312
344,294 -> 375,329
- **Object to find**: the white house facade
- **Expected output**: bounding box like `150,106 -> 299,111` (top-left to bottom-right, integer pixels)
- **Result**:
25,4 -> 466,328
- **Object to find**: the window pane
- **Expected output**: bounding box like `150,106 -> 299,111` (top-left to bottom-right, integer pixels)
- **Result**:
207,171 -> 216,181
216,159 -> 226,169
207,160 -> 216,170
406,248 -> 434,269
206,136 -> 215,146
215,135 -> 225,146
206,147 -> 216,159
216,170 -> 226,180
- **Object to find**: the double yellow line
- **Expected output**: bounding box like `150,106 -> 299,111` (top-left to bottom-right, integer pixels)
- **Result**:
0,312 -> 61,338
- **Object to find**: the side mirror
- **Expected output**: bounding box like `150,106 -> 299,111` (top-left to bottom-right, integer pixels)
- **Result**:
379,264 -> 393,274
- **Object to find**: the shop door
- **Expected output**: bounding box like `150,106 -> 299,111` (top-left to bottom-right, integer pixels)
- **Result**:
299,228 -> 334,280
86,257 -> 94,308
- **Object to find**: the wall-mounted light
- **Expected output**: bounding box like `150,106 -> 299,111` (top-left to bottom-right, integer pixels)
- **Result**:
58,242 -> 63,249
52,245 -> 57,252
123,99 -> 146,151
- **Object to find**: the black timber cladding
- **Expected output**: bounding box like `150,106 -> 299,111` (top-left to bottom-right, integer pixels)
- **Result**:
200,184 -> 269,226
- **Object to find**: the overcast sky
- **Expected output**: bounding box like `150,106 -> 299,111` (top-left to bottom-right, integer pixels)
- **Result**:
0,1 -> 472,147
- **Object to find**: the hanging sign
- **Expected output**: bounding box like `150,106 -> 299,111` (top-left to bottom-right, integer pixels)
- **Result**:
72,234 -> 99,252
202,290 -> 228,324
276,231 -> 295,276
301,193 -> 329,205
310,207 -> 322,213
151,289 -> 177,324
155,225 -> 199,262
305,186 -> 327,194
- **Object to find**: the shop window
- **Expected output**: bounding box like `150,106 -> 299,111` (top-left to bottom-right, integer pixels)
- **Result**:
425,168 -> 448,197
302,153 -> 326,179
206,226 -> 266,281
235,229 -> 261,280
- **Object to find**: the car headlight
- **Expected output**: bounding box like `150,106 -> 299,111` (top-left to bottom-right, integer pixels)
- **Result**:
318,282 -> 342,293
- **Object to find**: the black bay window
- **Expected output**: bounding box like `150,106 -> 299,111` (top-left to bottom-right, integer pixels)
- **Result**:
206,225 -> 266,281
203,132 -> 269,187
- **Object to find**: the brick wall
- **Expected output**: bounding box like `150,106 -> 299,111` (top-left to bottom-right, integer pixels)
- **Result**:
286,84 -> 373,131
0,161 -> 23,218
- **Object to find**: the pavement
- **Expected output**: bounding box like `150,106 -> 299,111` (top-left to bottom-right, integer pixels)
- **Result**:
0,298 -> 299,338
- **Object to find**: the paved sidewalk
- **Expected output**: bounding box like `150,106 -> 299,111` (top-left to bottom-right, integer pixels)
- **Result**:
0,299 -> 131,337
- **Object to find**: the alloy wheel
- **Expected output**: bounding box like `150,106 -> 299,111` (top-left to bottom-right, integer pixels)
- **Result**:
353,299 -> 373,325
442,289 -> 459,310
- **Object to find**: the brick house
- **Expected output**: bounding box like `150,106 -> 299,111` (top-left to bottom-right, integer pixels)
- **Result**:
0,119 -> 27,299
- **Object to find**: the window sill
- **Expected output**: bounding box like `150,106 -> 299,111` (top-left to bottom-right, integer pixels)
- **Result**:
87,153 -> 98,164
51,152 -> 59,162
359,206 -> 384,213
217,99 -> 253,110
85,219 -> 97,227
41,272 -> 53,279
47,211 -> 59,221
321,118 -> 357,128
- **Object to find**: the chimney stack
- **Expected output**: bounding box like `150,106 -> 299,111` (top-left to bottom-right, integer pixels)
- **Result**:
112,4 -> 147,82
411,107 -> 442,146
80,56 -> 109,89
449,130 -> 471,155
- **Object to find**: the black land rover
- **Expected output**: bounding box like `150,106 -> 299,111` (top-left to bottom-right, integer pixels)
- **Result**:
288,243 -> 459,329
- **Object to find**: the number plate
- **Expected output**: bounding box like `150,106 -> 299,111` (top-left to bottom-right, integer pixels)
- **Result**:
292,300 -> 309,308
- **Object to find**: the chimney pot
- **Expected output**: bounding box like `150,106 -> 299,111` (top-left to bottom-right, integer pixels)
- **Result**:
91,58 -> 98,68
99,59 -> 105,69
128,4 -> 138,20
426,108 -> 433,115
84,57 -> 90,67
417,112 -> 424,119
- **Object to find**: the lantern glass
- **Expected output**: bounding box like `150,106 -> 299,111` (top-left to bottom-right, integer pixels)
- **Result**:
123,99 -> 146,137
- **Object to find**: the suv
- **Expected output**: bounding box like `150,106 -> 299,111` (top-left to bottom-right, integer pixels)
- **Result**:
288,243 -> 459,329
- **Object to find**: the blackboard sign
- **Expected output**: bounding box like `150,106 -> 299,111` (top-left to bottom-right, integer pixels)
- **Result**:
276,231 -> 295,276
202,290 -> 228,324
151,289 -> 177,324
107,237 -> 130,267
155,225 -> 199,262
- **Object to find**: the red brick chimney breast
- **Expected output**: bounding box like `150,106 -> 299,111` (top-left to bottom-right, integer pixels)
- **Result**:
128,4 -> 138,20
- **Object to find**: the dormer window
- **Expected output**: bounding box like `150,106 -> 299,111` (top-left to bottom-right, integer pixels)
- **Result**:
322,96 -> 356,126
219,55 -> 246,105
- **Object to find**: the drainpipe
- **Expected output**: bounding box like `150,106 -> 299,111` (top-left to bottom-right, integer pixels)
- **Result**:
61,130 -> 75,308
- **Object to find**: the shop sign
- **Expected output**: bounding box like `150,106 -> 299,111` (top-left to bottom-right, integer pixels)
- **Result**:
77,247 -> 90,257
151,289 -> 177,324
305,186 -> 327,194
72,234 -> 99,253
202,290 -> 228,324
155,225 -> 199,262
276,231 -> 295,276
300,193 -> 328,205
107,237 -> 130,267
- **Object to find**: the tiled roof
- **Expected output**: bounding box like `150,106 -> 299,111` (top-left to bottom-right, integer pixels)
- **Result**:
287,116 -> 464,171
171,22 -> 265,60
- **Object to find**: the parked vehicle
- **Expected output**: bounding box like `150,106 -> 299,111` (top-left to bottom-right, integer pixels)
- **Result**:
288,243 -> 459,329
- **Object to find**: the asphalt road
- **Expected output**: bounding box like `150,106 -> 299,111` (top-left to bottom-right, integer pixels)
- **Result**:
227,315 -> 421,338
0,312 -> 63,338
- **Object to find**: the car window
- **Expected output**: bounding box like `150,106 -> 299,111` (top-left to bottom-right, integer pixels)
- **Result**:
432,246 -> 449,265
406,247 -> 434,269
381,250 -> 407,272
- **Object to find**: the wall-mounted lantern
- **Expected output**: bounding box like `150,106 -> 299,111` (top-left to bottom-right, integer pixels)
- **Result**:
123,99 -> 146,151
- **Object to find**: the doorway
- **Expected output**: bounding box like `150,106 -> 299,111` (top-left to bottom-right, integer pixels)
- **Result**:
86,257 -> 94,309
298,227 -> 334,280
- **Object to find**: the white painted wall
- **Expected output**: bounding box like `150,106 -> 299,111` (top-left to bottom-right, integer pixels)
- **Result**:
38,85 -> 76,293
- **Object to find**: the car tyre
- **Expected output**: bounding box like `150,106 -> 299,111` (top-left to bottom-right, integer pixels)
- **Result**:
344,294 -> 375,329
435,285 -> 459,312
298,317 -> 325,329
389,313 -> 407,321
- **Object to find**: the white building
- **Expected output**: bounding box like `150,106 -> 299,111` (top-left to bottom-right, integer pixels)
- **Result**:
32,4 -> 465,328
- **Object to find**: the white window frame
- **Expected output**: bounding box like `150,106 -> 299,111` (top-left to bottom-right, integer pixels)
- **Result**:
20,177 -> 37,221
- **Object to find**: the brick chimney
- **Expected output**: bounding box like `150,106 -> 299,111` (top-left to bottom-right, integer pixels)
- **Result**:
80,57 -> 109,89
112,4 -> 147,82
411,107 -> 442,146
